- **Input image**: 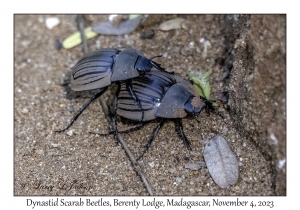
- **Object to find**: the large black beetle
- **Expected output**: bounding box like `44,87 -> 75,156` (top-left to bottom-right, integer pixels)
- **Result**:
71,48 -> 163,91
115,70 -> 216,160
56,47 -> 164,132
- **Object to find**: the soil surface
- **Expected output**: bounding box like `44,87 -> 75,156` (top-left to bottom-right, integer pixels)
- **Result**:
14,14 -> 283,196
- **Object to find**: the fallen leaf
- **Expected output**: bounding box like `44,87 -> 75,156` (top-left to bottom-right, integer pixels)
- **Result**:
159,18 -> 185,31
62,28 -> 98,49
93,15 -> 143,35
203,135 -> 239,188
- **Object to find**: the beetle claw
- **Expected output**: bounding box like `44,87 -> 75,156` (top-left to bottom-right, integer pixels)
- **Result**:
54,128 -> 67,133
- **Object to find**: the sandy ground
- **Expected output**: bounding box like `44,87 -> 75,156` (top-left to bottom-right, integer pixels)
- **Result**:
14,14 -> 276,196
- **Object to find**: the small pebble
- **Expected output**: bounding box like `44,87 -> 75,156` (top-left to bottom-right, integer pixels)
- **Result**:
67,104 -> 74,112
175,177 -> 182,183
67,130 -> 74,136
108,14 -> 118,22
185,162 -> 205,170
140,29 -> 155,39
168,167 -> 176,173
148,162 -> 155,168
200,168 -> 209,175
45,17 -> 60,30
222,127 -> 228,134
22,108 -> 29,113
218,107 -> 225,112
236,148 -> 241,156
277,159 -> 286,168
36,149 -> 44,155
51,143 -> 60,148
115,183 -> 123,190
157,176 -> 166,181
21,40 -> 30,47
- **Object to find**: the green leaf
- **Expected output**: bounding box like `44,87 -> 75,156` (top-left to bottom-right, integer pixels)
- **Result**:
62,27 -> 98,49
129,14 -> 140,19
188,70 -> 212,99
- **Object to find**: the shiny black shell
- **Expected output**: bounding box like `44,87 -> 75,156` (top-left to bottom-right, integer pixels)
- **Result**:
117,71 -> 205,121
71,48 -> 155,91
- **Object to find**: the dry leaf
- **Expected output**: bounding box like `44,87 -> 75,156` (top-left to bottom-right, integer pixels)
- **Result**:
203,135 -> 239,188
159,18 -> 185,31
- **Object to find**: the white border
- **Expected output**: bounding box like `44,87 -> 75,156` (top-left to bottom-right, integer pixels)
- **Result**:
4,0 -> 296,208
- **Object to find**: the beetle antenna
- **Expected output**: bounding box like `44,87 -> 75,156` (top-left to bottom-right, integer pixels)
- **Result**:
150,55 -> 175,74
150,54 -> 163,60
200,96 -> 224,119
149,54 -> 169,72
150,60 -> 165,71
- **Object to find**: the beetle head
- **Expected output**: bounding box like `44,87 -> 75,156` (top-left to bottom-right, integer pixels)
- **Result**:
135,56 -> 153,73
183,96 -> 204,116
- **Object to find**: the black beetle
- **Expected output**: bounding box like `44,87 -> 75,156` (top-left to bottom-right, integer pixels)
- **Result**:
56,47 -> 164,132
71,48 -> 164,91
114,70 -> 217,160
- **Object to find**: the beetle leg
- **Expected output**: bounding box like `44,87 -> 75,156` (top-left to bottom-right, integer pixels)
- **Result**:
137,120 -> 166,161
126,79 -> 144,122
112,94 -> 120,144
177,118 -> 192,151
90,130 -> 115,136
117,123 -> 145,133
200,96 -> 224,119
89,85 -> 120,141
90,123 -> 145,136
55,87 -> 108,132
